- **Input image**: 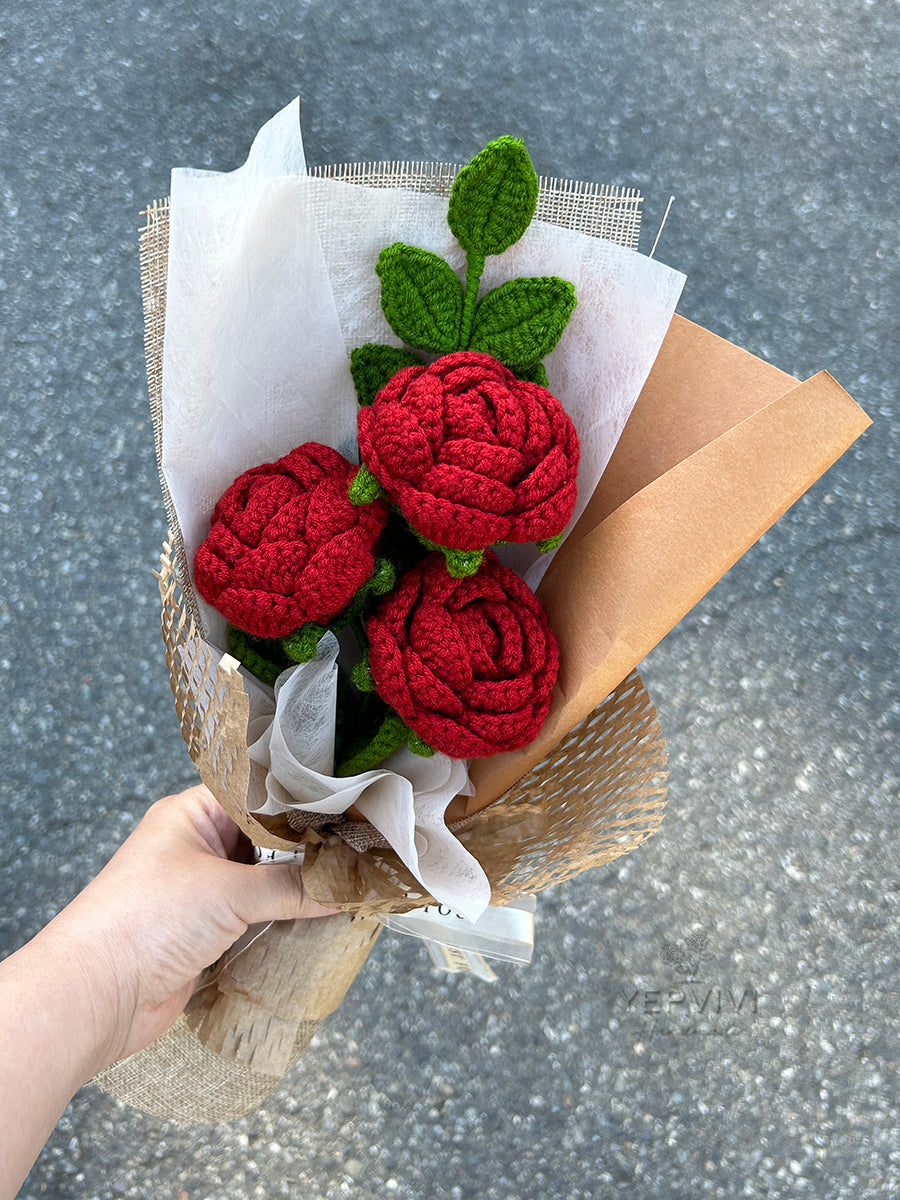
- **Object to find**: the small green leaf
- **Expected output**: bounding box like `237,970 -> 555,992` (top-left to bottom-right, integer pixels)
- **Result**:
516,362 -> 550,388
468,277 -> 577,372
376,243 -> 464,353
448,136 -> 539,257
349,463 -> 386,506
350,343 -> 422,405
282,622 -> 328,664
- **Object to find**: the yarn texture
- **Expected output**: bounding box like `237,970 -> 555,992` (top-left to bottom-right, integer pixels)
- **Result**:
195,135 -> 579,769
366,551 -> 559,758
194,442 -> 388,639
357,350 -> 580,552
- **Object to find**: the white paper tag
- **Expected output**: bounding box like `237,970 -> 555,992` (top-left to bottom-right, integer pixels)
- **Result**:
379,896 -> 536,979
422,942 -> 500,982
253,846 -> 304,865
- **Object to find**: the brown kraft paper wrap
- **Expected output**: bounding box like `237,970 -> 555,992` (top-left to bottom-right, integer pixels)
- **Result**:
95,169 -> 869,1123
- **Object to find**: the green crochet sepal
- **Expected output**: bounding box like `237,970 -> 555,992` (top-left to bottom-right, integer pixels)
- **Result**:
281,561 -> 396,671
282,622 -> 329,664
414,530 -> 485,577
351,652 -> 376,693
358,556 -> 396,602
468,276 -> 577,373
349,463 -> 386,506
351,343 -> 423,406
377,244 -> 464,354
442,547 -> 485,578
536,531 -> 565,554
448,135 -> 539,257
227,625 -> 292,687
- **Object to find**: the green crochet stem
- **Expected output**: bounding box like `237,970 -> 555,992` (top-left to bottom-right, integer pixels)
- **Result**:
226,626 -> 290,687
347,612 -> 368,655
459,251 -> 485,349
344,557 -> 396,650
282,622 -> 329,664
336,710 -> 421,777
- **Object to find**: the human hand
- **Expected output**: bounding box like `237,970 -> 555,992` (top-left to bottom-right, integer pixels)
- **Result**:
0,784 -> 335,1198
37,784 -> 335,1075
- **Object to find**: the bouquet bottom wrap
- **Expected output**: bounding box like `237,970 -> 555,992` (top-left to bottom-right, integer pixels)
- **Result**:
95,547 -> 668,1122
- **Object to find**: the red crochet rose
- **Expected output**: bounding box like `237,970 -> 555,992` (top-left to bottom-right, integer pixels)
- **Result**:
366,551 -> 559,758
357,351 -> 579,551
194,442 -> 388,639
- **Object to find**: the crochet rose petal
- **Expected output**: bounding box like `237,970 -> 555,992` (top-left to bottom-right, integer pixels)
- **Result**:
357,351 -> 579,552
194,443 -> 389,639
367,551 -> 558,758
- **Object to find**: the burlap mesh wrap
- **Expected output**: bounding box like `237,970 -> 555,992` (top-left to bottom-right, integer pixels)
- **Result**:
95,168 -> 667,1123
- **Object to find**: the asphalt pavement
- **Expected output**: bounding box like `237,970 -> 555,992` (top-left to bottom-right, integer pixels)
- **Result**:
1,2 -> 897,1197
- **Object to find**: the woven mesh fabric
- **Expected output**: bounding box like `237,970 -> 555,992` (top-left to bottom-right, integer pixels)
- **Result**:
94,1015 -> 320,1125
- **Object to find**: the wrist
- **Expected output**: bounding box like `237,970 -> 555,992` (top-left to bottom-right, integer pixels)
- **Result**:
26,914 -> 134,1081
0,923 -> 130,1200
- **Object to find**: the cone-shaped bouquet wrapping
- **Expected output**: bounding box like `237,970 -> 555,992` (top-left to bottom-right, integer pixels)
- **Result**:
96,101 -> 869,1122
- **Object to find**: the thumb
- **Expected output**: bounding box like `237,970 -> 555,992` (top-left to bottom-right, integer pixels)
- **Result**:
226,860 -> 340,924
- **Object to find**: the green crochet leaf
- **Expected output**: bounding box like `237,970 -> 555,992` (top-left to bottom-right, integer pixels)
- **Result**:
468,277 -> 577,372
448,136 -> 539,258
376,243 -> 464,353
516,361 -> 550,387
350,343 -> 423,405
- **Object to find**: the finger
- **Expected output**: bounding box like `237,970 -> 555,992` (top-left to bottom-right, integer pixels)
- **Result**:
226,861 -> 340,925
181,785 -> 246,859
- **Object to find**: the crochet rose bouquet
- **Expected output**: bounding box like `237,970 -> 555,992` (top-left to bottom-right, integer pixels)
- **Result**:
194,137 -> 578,787
96,100 -> 868,1122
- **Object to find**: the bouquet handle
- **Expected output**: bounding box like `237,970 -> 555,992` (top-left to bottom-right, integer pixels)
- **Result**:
94,913 -> 382,1123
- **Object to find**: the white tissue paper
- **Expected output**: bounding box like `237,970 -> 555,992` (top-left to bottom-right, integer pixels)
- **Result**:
247,635 -> 489,923
160,98 -> 686,918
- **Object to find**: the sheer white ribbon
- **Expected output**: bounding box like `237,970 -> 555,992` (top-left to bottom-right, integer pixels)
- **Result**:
246,634 -> 492,923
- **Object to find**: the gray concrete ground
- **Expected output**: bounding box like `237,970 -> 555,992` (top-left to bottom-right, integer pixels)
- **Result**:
1,1 -> 897,1197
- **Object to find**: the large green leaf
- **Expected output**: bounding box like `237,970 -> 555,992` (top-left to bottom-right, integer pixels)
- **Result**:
448,136 -> 539,258
376,242 -> 464,353
468,276 -> 577,372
